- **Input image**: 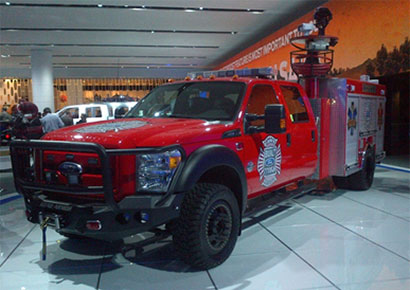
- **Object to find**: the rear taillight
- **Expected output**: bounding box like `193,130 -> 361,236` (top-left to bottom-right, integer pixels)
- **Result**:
86,220 -> 102,231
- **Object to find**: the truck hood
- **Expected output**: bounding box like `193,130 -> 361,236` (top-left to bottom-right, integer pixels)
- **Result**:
42,118 -> 235,148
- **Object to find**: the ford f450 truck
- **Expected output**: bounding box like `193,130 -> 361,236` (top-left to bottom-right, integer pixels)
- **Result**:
10,8 -> 386,269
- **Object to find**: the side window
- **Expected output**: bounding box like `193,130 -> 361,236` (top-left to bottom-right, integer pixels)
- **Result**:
58,109 -> 67,118
246,85 -> 278,127
86,106 -> 102,118
280,85 -> 309,123
69,108 -> 79,118
95,107 -> 102,117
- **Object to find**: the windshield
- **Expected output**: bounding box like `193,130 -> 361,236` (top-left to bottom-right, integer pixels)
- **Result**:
126,81 -> 245,121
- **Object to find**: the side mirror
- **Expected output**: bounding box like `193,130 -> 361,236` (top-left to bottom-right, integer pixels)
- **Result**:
265,104 -> 286,134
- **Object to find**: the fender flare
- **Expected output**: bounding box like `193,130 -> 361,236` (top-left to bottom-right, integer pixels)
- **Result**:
172,145 -> 247,213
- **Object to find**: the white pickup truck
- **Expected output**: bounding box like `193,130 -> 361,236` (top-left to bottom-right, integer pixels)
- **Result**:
57,102 -> 137,124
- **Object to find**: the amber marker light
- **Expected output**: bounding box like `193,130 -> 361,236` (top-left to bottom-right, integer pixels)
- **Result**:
280,119 -> 286,129
185,76 -> 191,81
209,75 -> 216,79
169,156 -> 182,169
196,75 -> 203,80
232,74 -> 239,80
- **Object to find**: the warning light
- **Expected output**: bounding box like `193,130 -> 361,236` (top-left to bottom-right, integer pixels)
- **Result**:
187,67 -> 273,79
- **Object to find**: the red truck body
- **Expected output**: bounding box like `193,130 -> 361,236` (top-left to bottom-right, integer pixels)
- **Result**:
10,8 -> 386,269
10,73 -> 386,269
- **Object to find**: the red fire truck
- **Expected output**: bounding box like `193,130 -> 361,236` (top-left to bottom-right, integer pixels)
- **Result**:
10,8 -> 385,269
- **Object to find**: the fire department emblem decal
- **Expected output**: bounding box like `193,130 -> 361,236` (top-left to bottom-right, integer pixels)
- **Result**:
257,136 -> 282,187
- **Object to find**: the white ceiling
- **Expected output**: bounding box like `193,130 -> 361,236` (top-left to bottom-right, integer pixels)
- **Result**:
0,0 -> 326,78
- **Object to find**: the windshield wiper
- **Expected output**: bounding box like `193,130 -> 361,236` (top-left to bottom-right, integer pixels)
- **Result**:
168,114 -> 208,120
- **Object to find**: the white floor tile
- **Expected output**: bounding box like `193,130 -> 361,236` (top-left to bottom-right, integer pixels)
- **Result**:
338,278 -> 410,290
99,260 -> 215,290
256,203 -> 333,229
0,270 -> 98,290
296,194 -> 402,224
209,252 -> 333,290
380,241 -> 410,261
372,168 -> 410,200
0,238 -> 105,289
0,198 -> 35,265
231,223 -> 289,256
262,223 -> 364,253
296,244 -> 410,285
343,190 -> 410,219
1,238 -> 107,272
343,217 -> 410,244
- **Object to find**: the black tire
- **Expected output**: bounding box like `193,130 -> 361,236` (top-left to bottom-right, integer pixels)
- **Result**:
332,175 -> 349,189
173,183 -> 240,270
333,149 -> 376,190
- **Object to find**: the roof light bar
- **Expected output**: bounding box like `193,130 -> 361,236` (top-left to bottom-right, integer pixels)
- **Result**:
187,67 -> 272,79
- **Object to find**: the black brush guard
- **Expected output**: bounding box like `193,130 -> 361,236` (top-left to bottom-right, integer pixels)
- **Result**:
10,139 -> 185,240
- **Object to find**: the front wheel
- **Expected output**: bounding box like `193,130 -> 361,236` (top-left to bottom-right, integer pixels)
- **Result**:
173,183 -> 240,270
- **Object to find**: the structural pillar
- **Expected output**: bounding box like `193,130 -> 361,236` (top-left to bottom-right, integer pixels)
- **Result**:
31,49 -> 54,113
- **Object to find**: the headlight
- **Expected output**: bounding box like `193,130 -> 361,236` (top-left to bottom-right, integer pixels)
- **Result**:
137,149 -> 182,193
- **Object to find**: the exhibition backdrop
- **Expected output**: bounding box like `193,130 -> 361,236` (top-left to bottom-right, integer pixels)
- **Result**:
217,0 -> 409,80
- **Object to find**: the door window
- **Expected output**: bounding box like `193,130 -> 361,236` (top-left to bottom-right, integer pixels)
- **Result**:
280,85 -> 309,123
59,107 -> 79,119
246,85 -> 279,128
86,106 -> 103,118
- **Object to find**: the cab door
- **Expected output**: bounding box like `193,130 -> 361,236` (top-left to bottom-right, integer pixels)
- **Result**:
242,83 -> 291,198
274,83 -> 317,180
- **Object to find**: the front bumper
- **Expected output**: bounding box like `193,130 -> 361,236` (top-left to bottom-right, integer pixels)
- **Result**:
25,192 -> 183,240
10,139 -> 185,240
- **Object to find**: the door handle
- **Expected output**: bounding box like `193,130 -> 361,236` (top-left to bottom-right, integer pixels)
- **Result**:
287,133 -> 291,146
311,130 -> 316,142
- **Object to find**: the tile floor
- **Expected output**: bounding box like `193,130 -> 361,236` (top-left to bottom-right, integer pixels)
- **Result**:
0,165 -> 409,290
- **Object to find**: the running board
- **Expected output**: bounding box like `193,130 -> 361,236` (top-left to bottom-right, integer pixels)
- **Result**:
244,183 -> 316,218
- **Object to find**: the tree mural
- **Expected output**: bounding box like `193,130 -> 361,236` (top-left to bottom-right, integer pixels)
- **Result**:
331,38 -> 410,78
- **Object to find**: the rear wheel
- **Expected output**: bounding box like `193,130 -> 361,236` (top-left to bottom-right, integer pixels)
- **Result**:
333,148 -> 376,190
173,183 -> 240,270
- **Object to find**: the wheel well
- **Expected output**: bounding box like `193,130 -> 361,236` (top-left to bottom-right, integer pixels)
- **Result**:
198,165 -> 243,212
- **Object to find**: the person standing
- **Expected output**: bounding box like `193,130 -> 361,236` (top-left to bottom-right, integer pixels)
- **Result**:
41,107 -> 64,133
0,107 -> 13,133
76,113 -> 87,124
60,111 -> 74,126
0,107 -> 12,123
17,99 -> 38,120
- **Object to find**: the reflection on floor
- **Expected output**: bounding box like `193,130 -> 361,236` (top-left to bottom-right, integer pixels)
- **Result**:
0,167 -> 409,290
